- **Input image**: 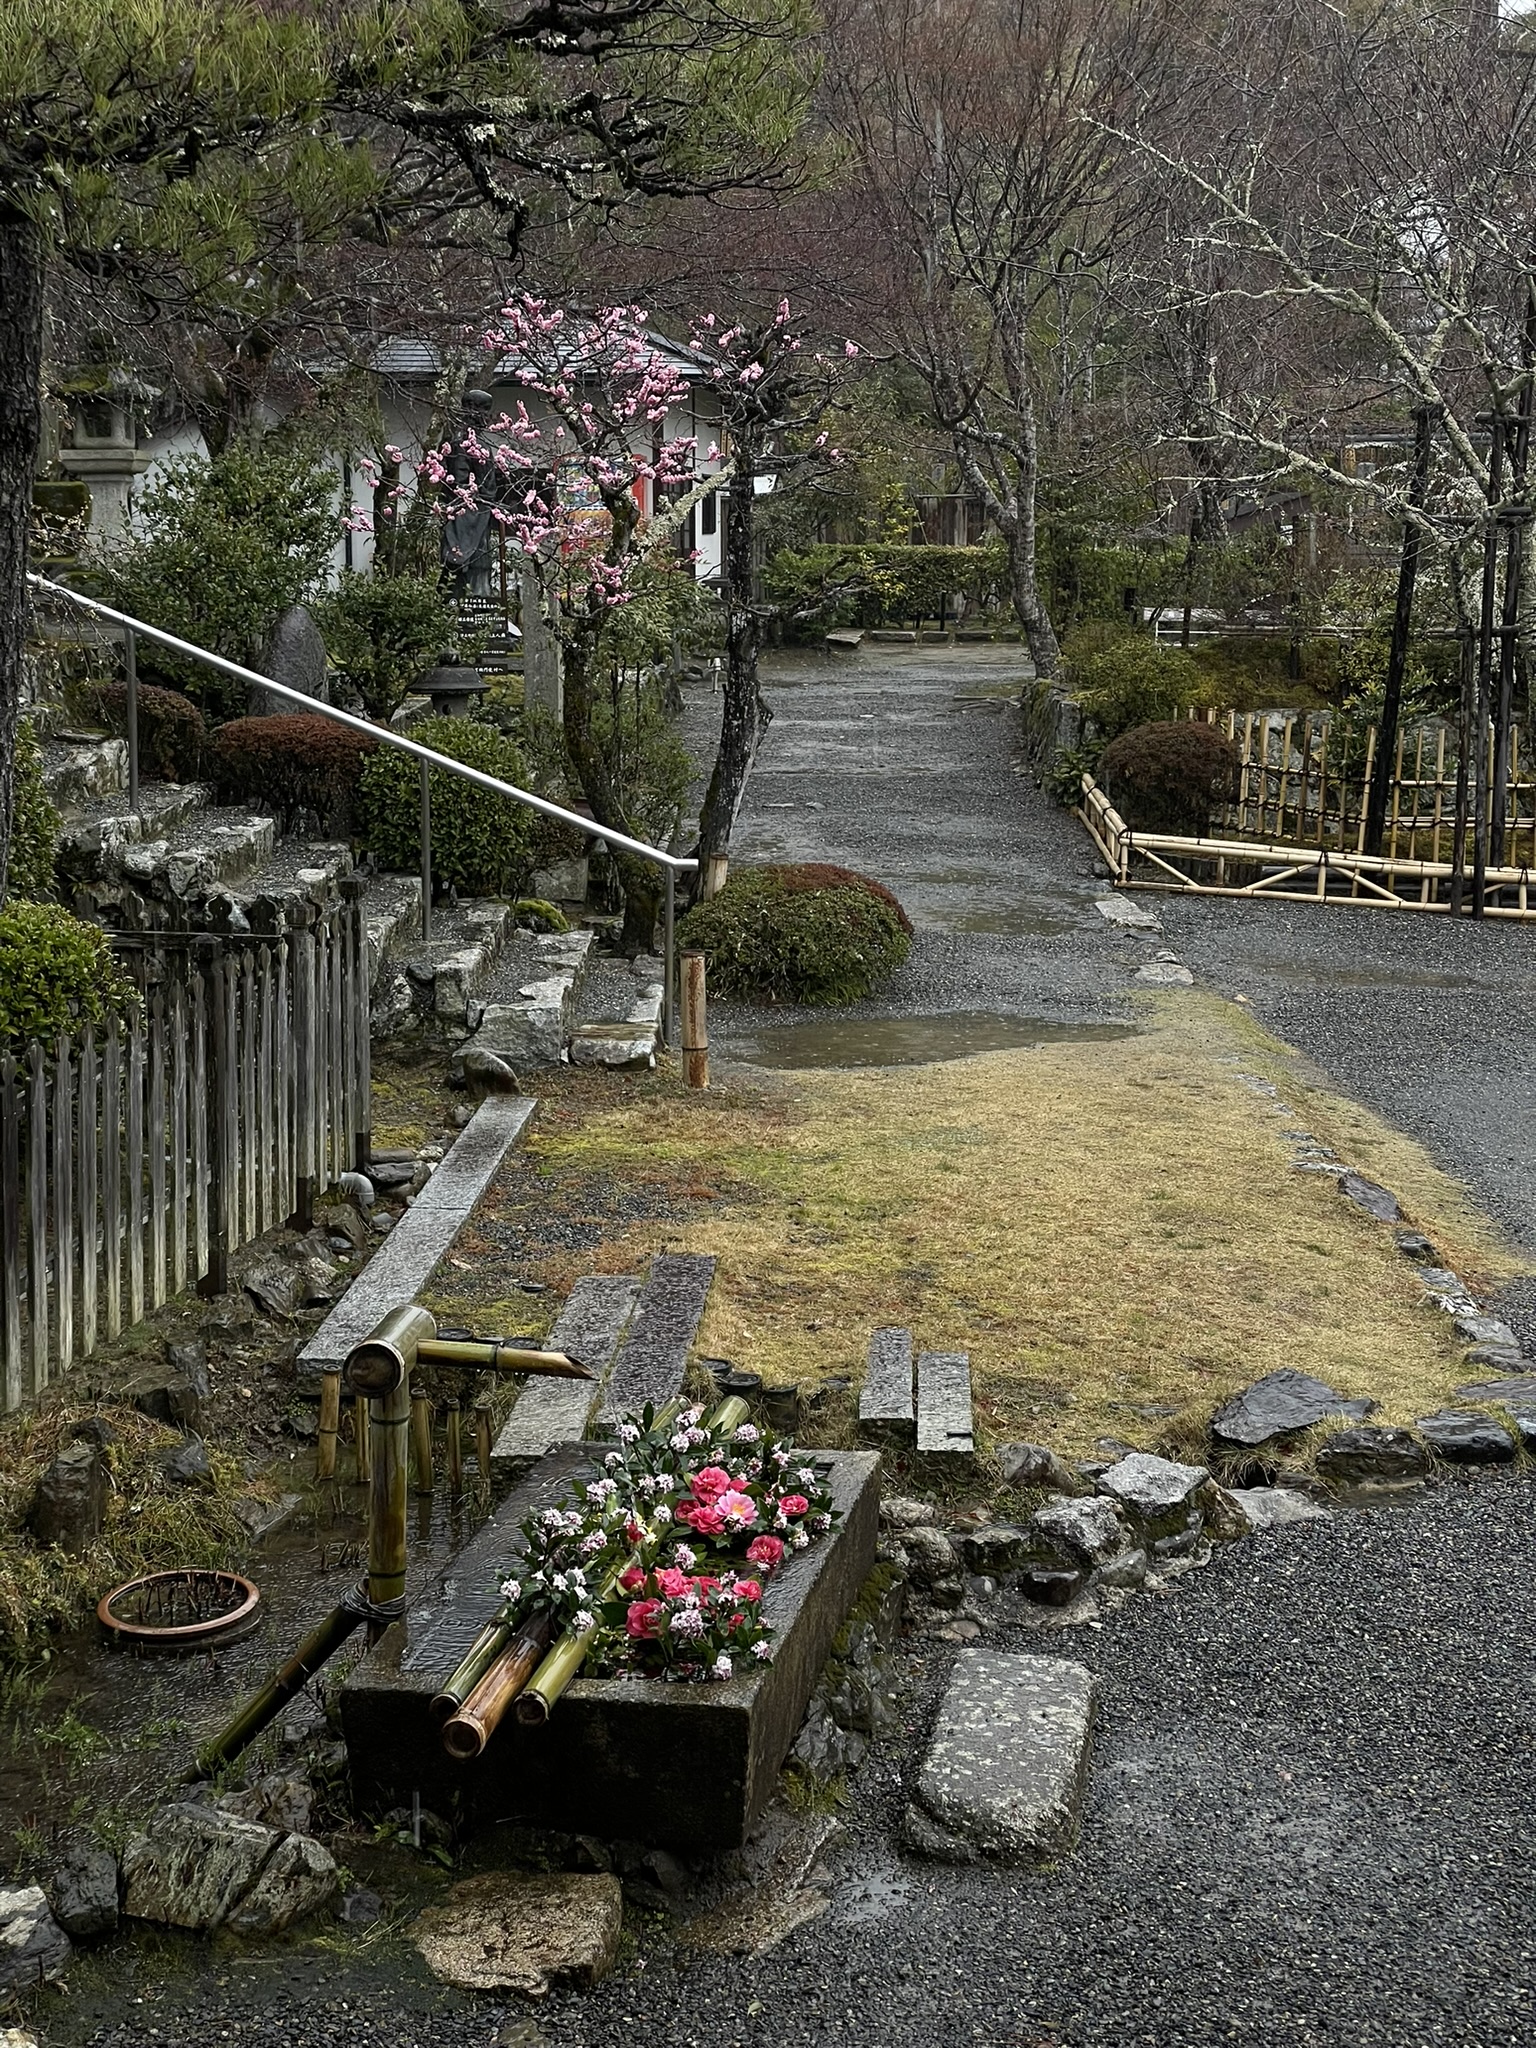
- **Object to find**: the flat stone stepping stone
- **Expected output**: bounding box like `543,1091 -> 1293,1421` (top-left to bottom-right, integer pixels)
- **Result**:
1211,1369 -> 1373,1448
1094,893 -> 1160,931
905,1649 -> 1096,1864
597,1252 -> 717,1427
492,1275 -> 641,1466
1454,1375 -> 1536,1401
1338,1172 -> 1401,1222
298,1096 -> 536,1383
858,1326 -> 915,1446
1229,1486 -> 1328,1531
915,1350 -> 973,1456
1416,1409 -> 1518,1463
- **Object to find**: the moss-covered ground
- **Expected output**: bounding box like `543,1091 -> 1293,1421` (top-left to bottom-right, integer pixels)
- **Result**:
417,991 -> 1523,1460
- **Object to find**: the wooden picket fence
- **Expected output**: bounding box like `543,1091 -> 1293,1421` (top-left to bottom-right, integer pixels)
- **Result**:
1208,709 -> 1536,867
0,895 -> 371,1413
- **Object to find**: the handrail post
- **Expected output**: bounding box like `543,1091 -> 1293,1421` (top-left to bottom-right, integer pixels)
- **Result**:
662,867 -> 676,1046
419,761 -> 432,943
124,627 -> 140,814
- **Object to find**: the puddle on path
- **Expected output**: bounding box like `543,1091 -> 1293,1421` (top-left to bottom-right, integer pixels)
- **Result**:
720,1011 -> 1136,1069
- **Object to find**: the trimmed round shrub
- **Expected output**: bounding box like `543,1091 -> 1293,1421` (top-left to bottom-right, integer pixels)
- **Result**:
9,723 -> 59,902
1099,720 -> 1241,835
679,864 -> 911,1005
764,861 -> 916,938
358,717 -> 533,896
0,904 -> 139,1052
69,680 -> 205,782
313,572 -> 459,720
1070,639 -> 1217,742
212,715 -> 378,836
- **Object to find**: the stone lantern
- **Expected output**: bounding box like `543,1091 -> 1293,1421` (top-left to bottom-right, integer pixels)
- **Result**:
56,371 -> 159,540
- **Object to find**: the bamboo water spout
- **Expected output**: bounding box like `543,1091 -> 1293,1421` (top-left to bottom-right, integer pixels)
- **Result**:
439,1612 -> 556,1758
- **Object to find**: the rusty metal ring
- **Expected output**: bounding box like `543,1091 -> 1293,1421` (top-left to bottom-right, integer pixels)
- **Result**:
98,1569 -> 263,1653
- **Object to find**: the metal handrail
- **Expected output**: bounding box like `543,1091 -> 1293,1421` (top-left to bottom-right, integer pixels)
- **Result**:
27,572 -> 692,1040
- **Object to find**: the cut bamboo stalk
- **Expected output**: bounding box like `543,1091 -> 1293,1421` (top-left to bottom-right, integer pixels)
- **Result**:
411,1386 -> 434,1493
440,1612 -> 556,1758
191,1603 -> 364,1779
680,949 -> 709,1091
1432,726 -> 1447,864
432,1617 -> 512,1721
1388,726 -> 1406,861
317,1369 -> 341,1480
445,1396 -> 463,1495
474,1398 -> 493,1482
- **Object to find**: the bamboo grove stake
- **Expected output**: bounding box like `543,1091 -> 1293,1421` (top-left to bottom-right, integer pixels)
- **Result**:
515,1395 -> 753,1729
366,1380 -> 411,1636
411,1387 -> 434,1494
474,1398 -> 493,1484
317,1369 -> 341,1480
680,949 -> 709,1091
445,1397 -> 463,1495
353,1394 -> 371,1483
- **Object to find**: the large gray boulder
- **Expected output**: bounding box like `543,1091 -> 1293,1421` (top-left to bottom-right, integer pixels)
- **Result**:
120,1804 -> 336,1935
1211,1369 -> 1372,1448
904,1651 -> 1096,1864
28,1442 -> 106,1553
45,1836 -> 118,1942
0,1886 -> 71,1988
257,604 -> 328,714
1416,1410 -> 1517,1464
1314,1426 -> 1430,1488
1098,1452 -> 1207,1528
1031,1494 -> 1128,1568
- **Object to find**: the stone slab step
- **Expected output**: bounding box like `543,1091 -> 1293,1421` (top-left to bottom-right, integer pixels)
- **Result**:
461,929 -> 597,1066
359,872 -> 426,993
43,735 -> 129,811
298,1095 -> 536,1383
491,1274 -> 642,1467
372,900 -> 515,1033
596,1252 -> 718,1428
858,1327 -> 915,1447
56,782 -> 210,870
916,1349 -> 974,1456
905,1649 -> 1096,1863
67,804 -> 277,913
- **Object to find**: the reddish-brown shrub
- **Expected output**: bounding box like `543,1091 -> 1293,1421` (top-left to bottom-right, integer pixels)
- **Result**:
72,680 -> 205,782
211,715 -> 378,836
764,862 -> 915,936
1099,720 -> 1241,835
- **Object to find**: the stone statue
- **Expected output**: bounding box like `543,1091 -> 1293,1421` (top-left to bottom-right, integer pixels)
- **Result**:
438,388 -> 500,598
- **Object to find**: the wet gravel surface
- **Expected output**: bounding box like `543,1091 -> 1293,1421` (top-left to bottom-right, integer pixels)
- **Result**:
64,1475 -> 1536,2048
681,647 -> 1154,1043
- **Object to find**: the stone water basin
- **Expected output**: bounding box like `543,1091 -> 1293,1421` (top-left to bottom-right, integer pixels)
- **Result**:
341,1444 -> 879,1852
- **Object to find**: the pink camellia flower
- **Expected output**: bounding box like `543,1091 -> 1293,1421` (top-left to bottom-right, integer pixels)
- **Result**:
746,1533 -> 785,1570
656,1567 -> 690,1598
691,1466 -> 732,1500
617,1566 -> 646,1594
681,1500 -> 726,1537
777,1494 -> 810,1519
717,1490 -> 758,1529
734,1579 -> 763,1604
625,1599 -> 664,1639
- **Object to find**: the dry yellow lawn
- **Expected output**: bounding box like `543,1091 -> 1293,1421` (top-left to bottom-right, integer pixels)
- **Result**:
476,991 -> 1520,1458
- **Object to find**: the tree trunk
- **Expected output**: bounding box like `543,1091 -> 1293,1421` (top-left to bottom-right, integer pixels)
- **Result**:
1007,528 -> 1060,680
0,210 -> 45,910
560,625 -> 665,954
697,464 -> 771,874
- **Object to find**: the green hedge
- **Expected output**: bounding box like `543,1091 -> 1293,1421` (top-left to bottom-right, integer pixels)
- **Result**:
0,904 -> 138,1052
765,543 -> 1009,629
358,717 -> 533,896
212,715 -> 378,836
679,864 -> 911,1005
313,572 -> 458,721
10,724 -> 59,902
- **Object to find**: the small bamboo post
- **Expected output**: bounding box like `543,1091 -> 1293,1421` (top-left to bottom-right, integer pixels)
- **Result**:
680,949 -> 709,1091
366,1378 -> 411,1637
317,1369 -> 341,1479
411,1386 -> 435,1494
473,1398 -> 493,1483
353,1394 -> 372,1483
445,1396 -> 463,1495
702,853 -> 729,900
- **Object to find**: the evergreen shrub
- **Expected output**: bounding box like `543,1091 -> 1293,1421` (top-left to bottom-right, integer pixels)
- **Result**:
679,864 -> 911,1005
313,572 -> 458,720
9,724 -> 60,902
358,717 -> 533,896
0,904 -> 138,1052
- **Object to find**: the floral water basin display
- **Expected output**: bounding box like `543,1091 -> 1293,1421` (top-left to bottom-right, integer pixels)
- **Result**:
341,1419 -> 880,1851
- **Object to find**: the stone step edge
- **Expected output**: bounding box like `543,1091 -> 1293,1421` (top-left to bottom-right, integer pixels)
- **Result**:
297,1094 -> 537,1384
453,929 -> 598,1063
491,1273 -> 643,1465
595,1251 -> 718,1428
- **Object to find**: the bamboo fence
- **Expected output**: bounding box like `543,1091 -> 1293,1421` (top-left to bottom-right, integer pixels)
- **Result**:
1205,709 -> 1536,869
0,895 -> 370,1414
